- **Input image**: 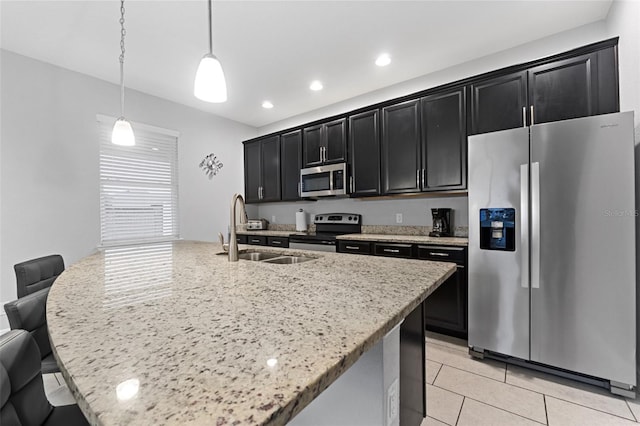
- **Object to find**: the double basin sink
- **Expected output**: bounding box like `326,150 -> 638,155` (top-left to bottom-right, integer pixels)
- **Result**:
238,251 -> 316,264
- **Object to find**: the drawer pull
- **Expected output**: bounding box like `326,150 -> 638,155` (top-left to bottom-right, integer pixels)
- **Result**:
251,239 -> 261,243
345,245 -> 360,250
383,248 -> 400,253
429,252 -> 449,257
272,240 -> 282,245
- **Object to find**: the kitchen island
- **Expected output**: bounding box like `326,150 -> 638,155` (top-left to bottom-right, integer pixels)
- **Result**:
47,240 -> 456,425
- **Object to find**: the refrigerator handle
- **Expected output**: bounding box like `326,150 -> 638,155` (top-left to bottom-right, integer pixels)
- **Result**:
531,161 -> 540,289
520,164 -> 529,289
522,107 -> 527,127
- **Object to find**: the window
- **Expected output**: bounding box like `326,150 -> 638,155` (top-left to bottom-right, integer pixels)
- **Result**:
98,115 -> 179,246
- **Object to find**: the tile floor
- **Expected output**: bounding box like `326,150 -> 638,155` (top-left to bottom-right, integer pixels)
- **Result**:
44,332 -> 639,425
422,331 -> 640,426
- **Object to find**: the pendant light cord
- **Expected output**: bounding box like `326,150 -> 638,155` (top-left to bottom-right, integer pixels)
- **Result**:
208,0 -> 213,55
119,0 -> 127,118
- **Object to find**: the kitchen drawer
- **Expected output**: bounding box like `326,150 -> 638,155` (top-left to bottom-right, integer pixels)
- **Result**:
374,243 -> 414,258
267,236 -> 289,248
236,235 -> 248,244
338,240 -> 372,255
246,235 -> 268,246
417,245 -> 465,264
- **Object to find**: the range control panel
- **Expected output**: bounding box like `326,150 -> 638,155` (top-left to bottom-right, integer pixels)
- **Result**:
314,213 -> 361,225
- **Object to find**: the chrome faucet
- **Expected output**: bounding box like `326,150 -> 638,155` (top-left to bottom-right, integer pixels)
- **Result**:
229,193 -> 248,261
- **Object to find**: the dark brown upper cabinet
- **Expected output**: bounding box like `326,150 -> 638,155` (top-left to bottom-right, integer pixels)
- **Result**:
348,109 -> 380,196
381,100 -> 422,194
382,87 -> 467,195
280,130 -> 302,201
470,71 -> 528,135
420,87 -> 467,191
302,118 -> 347,168
471,45 -> 618,134
528,49 -> 619,124
243,39 -> 618,202
243,135 -> 281,203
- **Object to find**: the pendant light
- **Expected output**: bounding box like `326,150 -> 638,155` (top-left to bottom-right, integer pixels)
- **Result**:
194,0 -> 227,103
112,0 -> 135,146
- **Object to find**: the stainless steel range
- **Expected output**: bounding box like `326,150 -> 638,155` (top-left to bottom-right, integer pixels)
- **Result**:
289,213 -> 362,252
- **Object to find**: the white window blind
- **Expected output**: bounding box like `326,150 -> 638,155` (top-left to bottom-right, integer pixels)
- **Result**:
98,116 -> 179,246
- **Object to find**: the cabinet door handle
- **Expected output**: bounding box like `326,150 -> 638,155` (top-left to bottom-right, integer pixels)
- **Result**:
257,187 -> 261,199
530,105 -> 535,126
323,146 -> 327,162
383,248 -> 400,253
522,106 -> 527,127
345,245 -> 360,250
429,252 -> 449,257
416,170 -> 420,188
422,169 -> 426,188
298,182 -> 302,197
350,176 -> 354,193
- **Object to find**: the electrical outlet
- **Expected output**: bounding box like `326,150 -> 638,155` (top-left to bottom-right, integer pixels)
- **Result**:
386,378 -> 399,426
395,213 -> 403,224
271,215 -> 276,223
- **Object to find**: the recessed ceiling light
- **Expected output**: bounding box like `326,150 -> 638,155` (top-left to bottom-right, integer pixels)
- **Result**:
262,101 -> 274,109
376,53 -> 391,67
309,80 -> 323,91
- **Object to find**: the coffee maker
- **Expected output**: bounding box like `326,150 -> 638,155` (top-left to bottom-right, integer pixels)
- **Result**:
429,208 -> 452,237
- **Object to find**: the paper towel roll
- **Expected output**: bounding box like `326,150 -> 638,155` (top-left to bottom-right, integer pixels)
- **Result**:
296,209 -> 307,232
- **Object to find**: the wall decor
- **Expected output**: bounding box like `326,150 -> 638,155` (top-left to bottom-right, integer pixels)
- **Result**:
199,153 -> 223,178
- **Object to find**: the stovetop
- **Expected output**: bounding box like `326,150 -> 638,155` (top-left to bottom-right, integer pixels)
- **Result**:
289,232 -> 343,242
291,213 -> 362,243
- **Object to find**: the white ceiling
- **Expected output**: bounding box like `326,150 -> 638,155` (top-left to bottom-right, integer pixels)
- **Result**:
1,0 -> 612,128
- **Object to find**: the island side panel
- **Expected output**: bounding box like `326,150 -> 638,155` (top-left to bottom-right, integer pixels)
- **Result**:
400,301 -> 426,426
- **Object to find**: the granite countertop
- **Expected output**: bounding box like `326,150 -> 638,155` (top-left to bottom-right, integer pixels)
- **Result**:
47,240 -> 455,426
236,230 -> 295,237
337,233 -> 469,247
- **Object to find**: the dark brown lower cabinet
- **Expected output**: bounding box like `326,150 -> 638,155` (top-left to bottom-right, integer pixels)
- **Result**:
400,301 -> 426,426
339,240 -> 468,339
418,245 -> 468,338
246,235 -> 267,246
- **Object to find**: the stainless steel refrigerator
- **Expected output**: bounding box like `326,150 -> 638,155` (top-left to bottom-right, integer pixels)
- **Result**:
468,111 -> 636,396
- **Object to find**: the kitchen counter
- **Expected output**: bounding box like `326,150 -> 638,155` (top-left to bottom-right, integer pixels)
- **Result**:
236,230 -> 296,237
338,233 -> 469,246
237,230 -> 469,246
47,240 -> 455,426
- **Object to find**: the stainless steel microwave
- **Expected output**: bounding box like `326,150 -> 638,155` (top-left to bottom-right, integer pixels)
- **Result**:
300,163 -> 347,197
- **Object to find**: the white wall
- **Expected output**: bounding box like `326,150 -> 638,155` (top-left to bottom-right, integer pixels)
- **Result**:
256,20 -> 610,227
259,196 -> 468,230
606,1 -> 640,131
0,50 -> 256,328
258,21 -> 608,136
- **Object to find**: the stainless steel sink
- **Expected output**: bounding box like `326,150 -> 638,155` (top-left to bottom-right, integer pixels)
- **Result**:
263,256 -> 315,264
237,251 -> 316,264
238,252 -> 281,261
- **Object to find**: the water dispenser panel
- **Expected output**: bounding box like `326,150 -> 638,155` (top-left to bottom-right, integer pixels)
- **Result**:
480,208 -> 516,251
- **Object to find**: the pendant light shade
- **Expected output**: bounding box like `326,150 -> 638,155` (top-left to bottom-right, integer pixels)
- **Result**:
112,117 -> 135,146
194,53 -> 227,102
112,0 -> 135,146
194,0 -> 227,103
